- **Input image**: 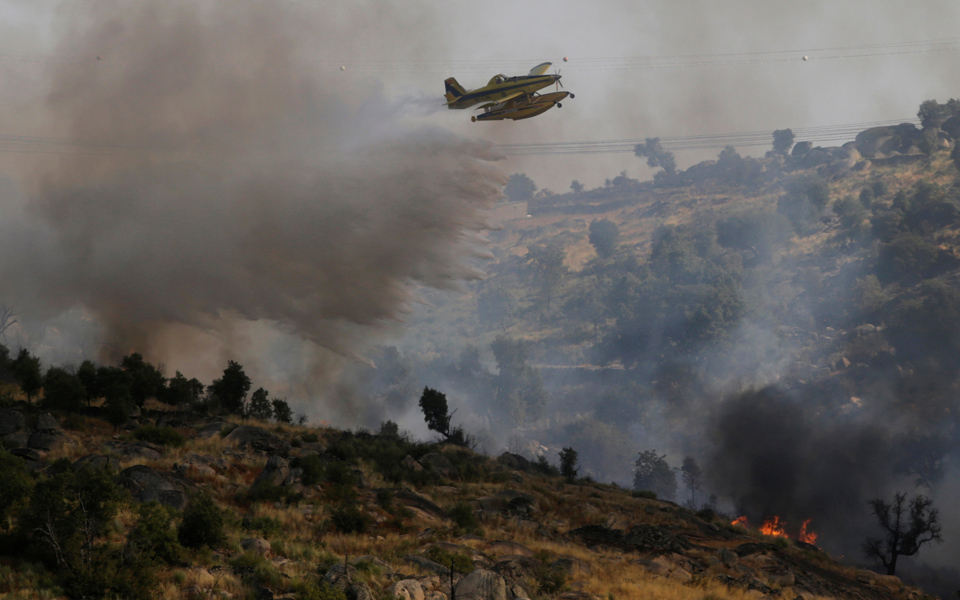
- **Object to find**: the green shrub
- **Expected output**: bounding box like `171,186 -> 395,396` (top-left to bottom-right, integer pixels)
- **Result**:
447,502 -> 481,536
425,546 -> 475,574
242,515 -> 283,538
128,501 -> 183,565
631,490 -> 657,500
178,492 -> 225,549
292,454 -> 325,486
292,580 -> 347,600
229,551 -> 282,588
246,483 -> 304,506
537,567 -> 567,595
302,432 -> 319,443
330,503 -> 369,534
0,450 -> 33,527
375,489 -> 393,510
133,425 -> 185,448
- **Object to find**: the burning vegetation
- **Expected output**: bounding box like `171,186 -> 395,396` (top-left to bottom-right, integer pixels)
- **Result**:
732,515 -> 819,546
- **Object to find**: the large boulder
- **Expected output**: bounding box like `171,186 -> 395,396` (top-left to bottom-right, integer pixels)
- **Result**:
393,489 -> 448,520
0,408 -> 26,437
492,555 -> 544,584
419,453 -> 458,479
791,141 -> 813,157
454,569 -> 507,600
35,413 -> 62,432
27,429 -> 67,451
942,115 -> 960,139
101,440 -> 163,460
198,420 -> 231,439
117,465 -> 196,510
388,579 -> 425,600
73,454 -> 120,474
252,455 -> 289,488
478,490 -> 539,519
224,425 -> 290,457
26,412 -> 67,451
240,537 -> 271,555
496,452 -> 531,472
855,123 -> 921,157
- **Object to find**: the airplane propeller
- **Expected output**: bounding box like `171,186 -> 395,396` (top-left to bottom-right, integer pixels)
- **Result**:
554,67 -> 563,92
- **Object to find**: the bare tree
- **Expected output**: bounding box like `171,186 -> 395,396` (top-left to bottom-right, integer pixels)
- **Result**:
0,304 -> 16,341
863,492 -> 942,576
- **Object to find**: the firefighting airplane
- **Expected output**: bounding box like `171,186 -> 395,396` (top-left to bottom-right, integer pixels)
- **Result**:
443,62 -> 574,122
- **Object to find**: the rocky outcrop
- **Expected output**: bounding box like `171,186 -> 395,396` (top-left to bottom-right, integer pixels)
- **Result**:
224,425 -> 290,456
393,489 -> 448,520
73,454 -> 120,473
454,569 -> 507,600
496,452 -> 531,472
240,537 -> 271,555
567,523 -> 691,554
101,440 -> 163,460
252,455 -> 289,488
117,465 -> 196,510
389,579 -> 425,600
477,490 -> 540,519
27,413 -> 68,451
855,123 -> 922,157
419,453 -> 458,479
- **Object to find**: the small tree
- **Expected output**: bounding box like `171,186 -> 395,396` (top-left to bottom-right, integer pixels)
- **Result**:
209,360 -> 251,415
127,502 -> 183,565
41,367 -> 86,412
772,129 -> 795,155
419,387 -> 452,438
12,348 -> 42,402
863,491 -> 942,576
504,173 -> 537,202
633,450 -> 677,501
76,360 -> 99,406
680,456 -> 703,508
559,447 -> 579,483
588,219 -> 620,259
98,366 -> 134,431
634,137 -> 677,175
272,398 -> 293,424
570,180 -> 584,193
248,388 -> 272,421
178,492 -> 225,549
121,353 -> 166,407
162,371 -> 204,407
20,466 -> 125,570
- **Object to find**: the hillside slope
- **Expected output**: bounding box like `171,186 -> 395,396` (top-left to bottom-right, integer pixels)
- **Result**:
0,401 -> 932,600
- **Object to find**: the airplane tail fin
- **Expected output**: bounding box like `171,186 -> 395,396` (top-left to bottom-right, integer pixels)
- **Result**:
444,77 -> 466,103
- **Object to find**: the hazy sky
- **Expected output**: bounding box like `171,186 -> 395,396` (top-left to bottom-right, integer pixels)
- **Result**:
2,0 -> 960,190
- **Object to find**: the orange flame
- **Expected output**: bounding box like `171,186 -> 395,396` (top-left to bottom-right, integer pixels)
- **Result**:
759,515 -> 788,537
731,515 -> 820,546
799,519 -> 818,545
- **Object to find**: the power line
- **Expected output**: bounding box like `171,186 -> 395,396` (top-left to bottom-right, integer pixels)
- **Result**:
0,118 -> 921,157
493,119 -> 920,156
2,37 -> 958,73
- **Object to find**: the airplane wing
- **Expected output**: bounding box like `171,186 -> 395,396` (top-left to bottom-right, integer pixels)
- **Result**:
475,93 -> 524,110
528,62 -> 552,76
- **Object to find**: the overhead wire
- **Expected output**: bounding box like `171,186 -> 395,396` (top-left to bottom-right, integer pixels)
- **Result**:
1,37 -> 959,73
493,119 -> 921,156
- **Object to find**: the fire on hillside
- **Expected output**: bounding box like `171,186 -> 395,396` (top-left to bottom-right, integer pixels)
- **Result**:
731,515 -> 819,546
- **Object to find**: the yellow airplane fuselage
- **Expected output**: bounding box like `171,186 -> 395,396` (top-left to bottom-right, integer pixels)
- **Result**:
444,63 -> 561,110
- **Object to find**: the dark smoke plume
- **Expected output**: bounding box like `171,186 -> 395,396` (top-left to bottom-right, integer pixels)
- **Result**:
0,1 -> 504,406
705,386 -> 901,549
